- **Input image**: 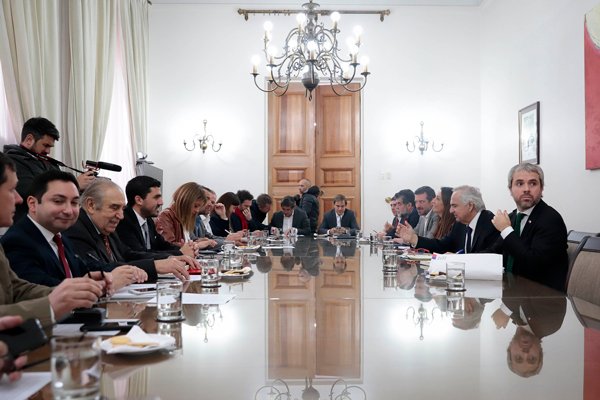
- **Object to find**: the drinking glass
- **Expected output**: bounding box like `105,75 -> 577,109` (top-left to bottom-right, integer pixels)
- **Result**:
446,261 -> 466,291
223,240 -> 235,253
156,280 -> 184,322
382,249 -> 397,270
51,336 -> 102,400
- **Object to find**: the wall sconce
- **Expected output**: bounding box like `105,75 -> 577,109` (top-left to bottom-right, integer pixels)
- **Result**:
406,121 -> 443,155
183,119 -> 222,153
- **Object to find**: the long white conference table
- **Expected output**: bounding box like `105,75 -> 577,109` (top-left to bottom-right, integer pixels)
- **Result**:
21,237 -> 600,399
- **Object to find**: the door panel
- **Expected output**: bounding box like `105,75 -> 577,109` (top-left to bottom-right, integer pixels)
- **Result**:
268,84 -> 361,226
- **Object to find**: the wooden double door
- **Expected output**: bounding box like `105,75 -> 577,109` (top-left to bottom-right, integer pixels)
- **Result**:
268,83 -> 361,226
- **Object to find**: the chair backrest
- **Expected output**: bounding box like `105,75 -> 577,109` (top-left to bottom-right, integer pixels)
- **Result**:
566,230 -> 600,284
567,236 -> 600,305
570,296 -> 600,331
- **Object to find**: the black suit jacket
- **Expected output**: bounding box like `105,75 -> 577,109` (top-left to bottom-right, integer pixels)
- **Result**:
249,200 -> 269,231
300,193 -> 319,233
269,208 -> 311,236
0,217 -> 93,286
318,209 -> 360,235
116,207 -> 181,257
386,208 -> 419,237
64,210 -> 158,281
491,200 -> 568,291
416,210 -> 499,254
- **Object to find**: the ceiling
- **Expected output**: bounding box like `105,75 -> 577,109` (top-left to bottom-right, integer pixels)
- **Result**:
151,0 -> 484,6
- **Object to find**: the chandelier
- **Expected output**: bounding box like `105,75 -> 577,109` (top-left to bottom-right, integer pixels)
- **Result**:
250,0 -> 371,100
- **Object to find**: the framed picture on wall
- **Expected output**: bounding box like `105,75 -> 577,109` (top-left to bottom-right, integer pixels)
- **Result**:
518,102 -> 540,164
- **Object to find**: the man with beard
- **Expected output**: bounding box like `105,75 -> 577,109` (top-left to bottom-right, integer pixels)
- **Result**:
117,176 -> 195,257
414,186 -> 439,238
490,163 -> 568,291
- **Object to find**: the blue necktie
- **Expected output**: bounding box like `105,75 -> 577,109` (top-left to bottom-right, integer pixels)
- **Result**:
465,226 -> 473,253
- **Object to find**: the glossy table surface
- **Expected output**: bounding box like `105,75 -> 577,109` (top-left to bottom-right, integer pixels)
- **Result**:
24,237 -> 600,400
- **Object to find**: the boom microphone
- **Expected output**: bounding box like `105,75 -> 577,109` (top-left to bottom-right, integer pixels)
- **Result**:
85,160 -> 122,172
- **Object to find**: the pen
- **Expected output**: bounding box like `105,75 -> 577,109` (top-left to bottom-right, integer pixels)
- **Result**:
456,249 -> 464,254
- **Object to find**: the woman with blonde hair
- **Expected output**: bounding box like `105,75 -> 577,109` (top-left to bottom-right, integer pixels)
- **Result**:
157,182 -> 214,249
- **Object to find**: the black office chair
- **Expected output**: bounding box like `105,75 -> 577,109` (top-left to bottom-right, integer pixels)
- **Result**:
567,236 -> 600,305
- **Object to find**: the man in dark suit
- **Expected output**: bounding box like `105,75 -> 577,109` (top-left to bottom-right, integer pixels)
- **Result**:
318,194 -> 360,236
382,189 -> 419,237
269,196 -> 311,236
249,193 -> 272,231
1,170 -> 147,288
490,163 -> 568,291
397,185 -> 499,253
117,176 -> 193,257
297,179 -> 319,233
64,179 -> 197,282
0,154 -> 108,325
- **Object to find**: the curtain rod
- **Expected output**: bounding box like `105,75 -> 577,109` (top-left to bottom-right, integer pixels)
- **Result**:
237,8 -> 390,22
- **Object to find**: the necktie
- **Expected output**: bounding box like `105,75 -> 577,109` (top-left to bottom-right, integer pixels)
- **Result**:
53,234 -> 72,278
506,213 -> 525,272
102,234 -> 115,262
142,221 -> 151,250
336,214 -> 342,228
465,226 -> 473,253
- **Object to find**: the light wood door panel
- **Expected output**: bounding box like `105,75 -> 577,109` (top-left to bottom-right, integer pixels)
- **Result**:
268,84 -> 360,226
315,84 -> 361,226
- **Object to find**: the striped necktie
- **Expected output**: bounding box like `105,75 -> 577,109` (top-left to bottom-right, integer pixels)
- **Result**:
53,234 -> 73,278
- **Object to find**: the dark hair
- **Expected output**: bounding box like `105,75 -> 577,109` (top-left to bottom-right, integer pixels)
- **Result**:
236,190 -> 253,203
0,152 -> 16,185
281,195 -> 296,208
202,186 -> 216,195
307,185 -> 322,197
256,193 -> 272,208
333,194 -> 347,204
21,117 -> 60,142
255,256 -> 273,273
433,187 -> 455,239
415,186 -> 435,202
30,170 -> 79,202
125,176 -> 161,206
215,192 -> 240,218
395,189 -> 415,206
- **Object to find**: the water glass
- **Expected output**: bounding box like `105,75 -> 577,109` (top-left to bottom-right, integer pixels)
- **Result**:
229,249 -> 243,267
51,336 -> 102,400
156,280 -> 184,322
290,227 -> 298,237
446,261 -> 466,291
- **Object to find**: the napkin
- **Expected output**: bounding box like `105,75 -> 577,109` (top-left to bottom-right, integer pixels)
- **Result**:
100,325 -> 174,354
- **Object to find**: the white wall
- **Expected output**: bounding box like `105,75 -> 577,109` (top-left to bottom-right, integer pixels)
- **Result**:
480,0 -> 600,231
148,3 -> 481,232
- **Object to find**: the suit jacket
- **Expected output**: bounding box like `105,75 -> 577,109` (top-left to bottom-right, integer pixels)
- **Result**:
0,245 -> 53,326
502,296 -> 566,339
1,217 -> 93,286
318,209 -> 360,235
269,208 -> 311,236
249,200 -> 269,231
300,193 -> 319,233
117,207 -> 181,257
386,208 -> 420,237
64,210 -> 158,282
415,210 -> 439,238
491,200 -> 568,291
416,210 -> 499,254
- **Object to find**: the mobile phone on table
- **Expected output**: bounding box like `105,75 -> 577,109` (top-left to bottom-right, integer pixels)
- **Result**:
0,318 -> 48,358
80,321 -> 139,333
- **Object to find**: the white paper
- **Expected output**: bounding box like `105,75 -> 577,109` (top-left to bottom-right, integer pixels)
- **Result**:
146,293 -> 236,305
464,280 -> 503,298
0,372 -> 51,400
428,253 -> 503,280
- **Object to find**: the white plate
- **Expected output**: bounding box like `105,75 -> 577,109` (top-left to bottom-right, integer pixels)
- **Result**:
235,245 -> 260,252
219,271 -> 252,279
100,326 -> 175,355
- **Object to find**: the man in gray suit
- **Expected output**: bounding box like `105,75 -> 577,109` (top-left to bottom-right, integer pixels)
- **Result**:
414,186 -> 439,239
